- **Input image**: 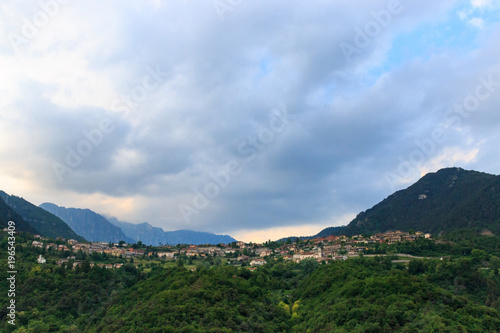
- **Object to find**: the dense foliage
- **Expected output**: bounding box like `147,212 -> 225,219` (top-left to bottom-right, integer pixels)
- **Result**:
0,233 -> 141,332
294,258 -> 500,332
1,231 -> 500,332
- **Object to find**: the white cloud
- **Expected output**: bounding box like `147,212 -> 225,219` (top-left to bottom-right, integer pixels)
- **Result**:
468,17 -> 486,28
419,146 -> 480,178
470,0 -> 500,9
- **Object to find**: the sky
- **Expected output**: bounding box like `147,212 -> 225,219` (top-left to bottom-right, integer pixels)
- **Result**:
1,0 -> 500,243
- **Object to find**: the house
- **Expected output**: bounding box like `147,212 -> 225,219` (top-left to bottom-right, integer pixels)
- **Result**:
157,252 -> 175,259
314,237 -> 325,244
127,249 -> 145,256
260,249 -> 272,257
250,259 -> 267,266
318,258 -> 334,264
254,248 -> 268,255
32,241 -> 44,248
58,245 -> 70,252
37,255 -> 46,264
325,235 -> 338,242
292,251 -> 321,262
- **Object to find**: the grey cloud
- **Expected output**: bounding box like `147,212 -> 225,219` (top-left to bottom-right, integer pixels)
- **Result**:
2,0 -> 500,237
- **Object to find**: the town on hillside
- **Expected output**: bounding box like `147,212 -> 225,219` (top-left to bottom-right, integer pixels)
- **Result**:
12,229 -> 432,270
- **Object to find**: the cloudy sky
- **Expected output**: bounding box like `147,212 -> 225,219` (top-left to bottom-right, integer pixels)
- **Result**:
1,0 -> 500,242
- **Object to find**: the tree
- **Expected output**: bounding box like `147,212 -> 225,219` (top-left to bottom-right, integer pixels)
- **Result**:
409,260 -> 425,275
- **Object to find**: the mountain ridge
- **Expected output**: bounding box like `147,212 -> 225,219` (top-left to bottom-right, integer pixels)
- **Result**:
107,217 -> 237,245
312,167 -> 500,238
0,190 -> 84,240
39,203 -> 134,243
0,195 -> 40,234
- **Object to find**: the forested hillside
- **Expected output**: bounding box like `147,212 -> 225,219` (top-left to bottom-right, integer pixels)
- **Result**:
0,199 -> 39,235
315,168 -> 500,238
0,191 -> 83,241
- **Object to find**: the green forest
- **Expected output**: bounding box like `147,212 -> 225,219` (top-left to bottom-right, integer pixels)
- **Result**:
1,231 -> 500,332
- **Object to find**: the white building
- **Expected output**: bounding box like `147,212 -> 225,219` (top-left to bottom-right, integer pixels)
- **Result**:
37,255 -> 46,264
250,259 -> 267,266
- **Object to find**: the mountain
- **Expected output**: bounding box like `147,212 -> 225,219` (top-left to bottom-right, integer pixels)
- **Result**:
310,226 -> 345,238
0,195 -> 39,234
0,191 -> 84,240
106,217 -> 165,245
40,203 -> 134,244
107,217 -> 237,245
316,167 -> 500,237
277,226 -> 344,242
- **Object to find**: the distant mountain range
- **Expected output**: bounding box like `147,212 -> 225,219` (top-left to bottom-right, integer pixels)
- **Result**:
39,203 -> 135,244
5,167 -> 497,245
0,190 -> 83,240
312,167 -> 500,239
0,190 -> 237,245
106,217 -> 237,246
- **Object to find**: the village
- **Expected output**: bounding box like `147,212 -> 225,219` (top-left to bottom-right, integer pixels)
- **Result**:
28,230 -> 432,270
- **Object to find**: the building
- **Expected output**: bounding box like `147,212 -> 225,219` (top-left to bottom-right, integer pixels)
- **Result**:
37,255 -> 46,264
32,241 -> 44,248
157,252 -> 175,259
260,249 -> 272,257
250,259 -> 267,266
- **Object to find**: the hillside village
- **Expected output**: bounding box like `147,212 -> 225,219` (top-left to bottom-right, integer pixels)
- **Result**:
23,229 -> 431,269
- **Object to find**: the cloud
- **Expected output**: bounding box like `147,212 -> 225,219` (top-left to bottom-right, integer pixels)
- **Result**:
471,0 -> 500,9
1,0 -> 500,240
468,17 -> 486,28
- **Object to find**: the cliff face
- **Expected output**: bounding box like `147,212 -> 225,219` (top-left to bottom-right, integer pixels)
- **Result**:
107,217 -> 237,246
40,203 -> 133,243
